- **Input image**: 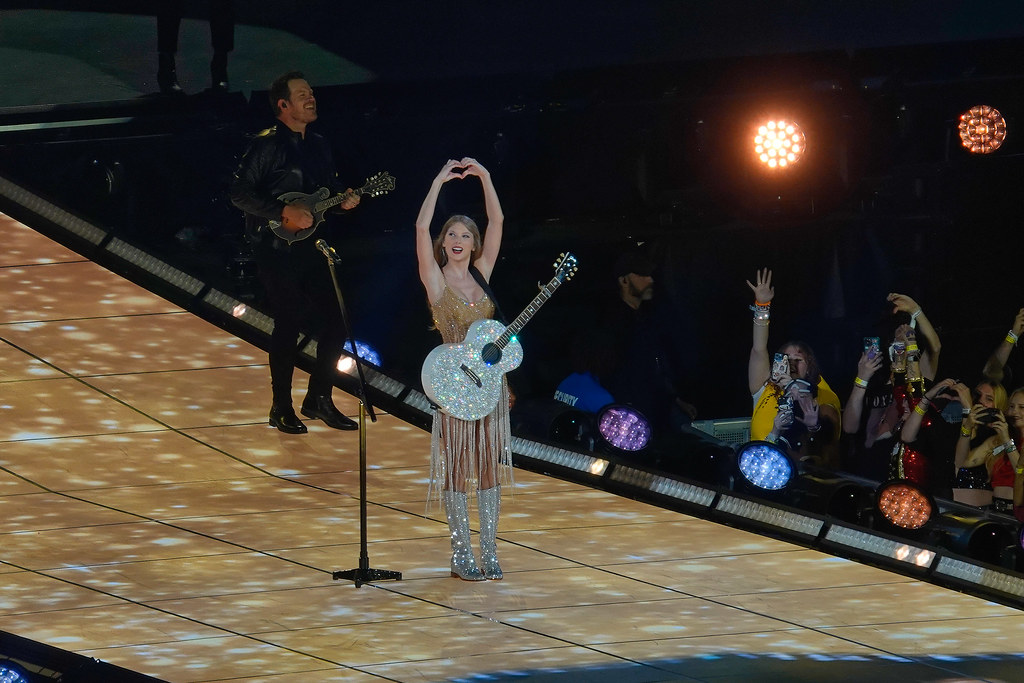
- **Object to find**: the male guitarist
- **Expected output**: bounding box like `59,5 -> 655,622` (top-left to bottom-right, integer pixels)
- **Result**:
230,70 -> 361,434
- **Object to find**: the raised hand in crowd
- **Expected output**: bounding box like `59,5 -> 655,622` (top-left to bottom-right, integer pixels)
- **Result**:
983,307 -> 1024,384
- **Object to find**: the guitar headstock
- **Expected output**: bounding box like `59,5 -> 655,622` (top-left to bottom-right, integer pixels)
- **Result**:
552,252 -> 578,283
361,171 -> 396,197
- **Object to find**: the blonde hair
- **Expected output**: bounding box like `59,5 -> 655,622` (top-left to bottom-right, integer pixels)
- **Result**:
976,381 -> 1008,412
432,215 -> 481,267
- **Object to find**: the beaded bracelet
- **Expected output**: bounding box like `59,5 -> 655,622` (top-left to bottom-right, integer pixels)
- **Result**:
750,302 -> 771,323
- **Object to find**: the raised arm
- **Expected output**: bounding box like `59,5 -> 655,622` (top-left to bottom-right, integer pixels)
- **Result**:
747,268 -> 774,395
888,294 -> 942,378
888,293 -> 941,379
843,349 -> 883,433
460,157 -> 504,281
415,160 -> 463,303
900,378 -> 957,443
982,308 -> 1024,384
951,382 -> 976,469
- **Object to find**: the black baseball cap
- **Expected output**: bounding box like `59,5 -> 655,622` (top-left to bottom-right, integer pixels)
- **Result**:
613,251 -> 655,278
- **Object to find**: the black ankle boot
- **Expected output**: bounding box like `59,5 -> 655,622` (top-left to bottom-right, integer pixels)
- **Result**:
157,52 -> 183,95
301,395 -> 358,430
269,404 -> 307,434
211,52 -> 229,91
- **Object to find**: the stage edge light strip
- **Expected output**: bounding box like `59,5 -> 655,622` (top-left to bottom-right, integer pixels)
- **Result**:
104,237 -> 204,294
934,556 -> 1024,599
403,390 -> 433,412
202,288 -> 274,334
512,436 -> 610,475
610,467 -> 717,507
824,524 -> 937,568
0,175 -> 107,244
715,494 -> 824,537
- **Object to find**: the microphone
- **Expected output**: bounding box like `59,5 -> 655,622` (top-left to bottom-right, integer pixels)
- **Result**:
315,239 -> 340,262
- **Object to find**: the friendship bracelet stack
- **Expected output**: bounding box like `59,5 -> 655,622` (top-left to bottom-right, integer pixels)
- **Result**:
912,396 -> 931,416
909,307 -> 922,329
993,439 -> 1017,456
750,300 -> 771,326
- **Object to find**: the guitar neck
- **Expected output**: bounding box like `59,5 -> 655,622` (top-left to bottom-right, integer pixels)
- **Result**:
494,278 -> 563,349
313,188 -> 359,215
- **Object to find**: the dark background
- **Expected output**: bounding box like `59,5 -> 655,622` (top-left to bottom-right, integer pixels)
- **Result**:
3,1 -> 1024,420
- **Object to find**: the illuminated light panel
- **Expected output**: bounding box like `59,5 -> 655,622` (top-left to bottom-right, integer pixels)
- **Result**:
934,556 -> 1024,599
512,436 -> 609,474
597,405 -> 651,451
824,524 -> 937,567
622,469 -> 718,508
403,389 -> 433,411
736,441 -> 794,491
104,237 -> 205,294
202,289 -> 274,333
754,119 -> 805,169
959,104 -> 1007,154
876,480 -> 934,530
0,176 -> 108,245
715,494 -> 824,537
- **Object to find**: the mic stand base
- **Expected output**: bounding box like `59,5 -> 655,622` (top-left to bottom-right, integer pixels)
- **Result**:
333,564 -> 403,588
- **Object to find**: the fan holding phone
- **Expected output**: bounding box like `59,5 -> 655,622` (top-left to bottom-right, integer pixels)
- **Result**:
747,268 -> 842,468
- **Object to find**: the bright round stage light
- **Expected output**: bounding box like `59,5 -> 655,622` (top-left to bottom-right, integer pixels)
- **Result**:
875,479 -> 935,531
596,405 -> 651,452
754,119 -> 805,169
0,665 -> 29,683
736,441 -> 794,491
959,104 -> 1007,154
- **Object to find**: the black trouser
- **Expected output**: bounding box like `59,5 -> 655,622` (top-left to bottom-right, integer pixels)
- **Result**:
157,0 -> 235,54
255,247 -> 347,407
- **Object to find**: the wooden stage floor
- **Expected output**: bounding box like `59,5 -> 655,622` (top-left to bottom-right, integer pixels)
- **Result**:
2,212 -> 1023,682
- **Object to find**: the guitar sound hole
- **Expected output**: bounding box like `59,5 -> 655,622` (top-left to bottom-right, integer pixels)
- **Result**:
481,343 -> 502,366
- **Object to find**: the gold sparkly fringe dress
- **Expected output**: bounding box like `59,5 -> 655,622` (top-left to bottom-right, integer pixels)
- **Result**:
427,284 -> 513,501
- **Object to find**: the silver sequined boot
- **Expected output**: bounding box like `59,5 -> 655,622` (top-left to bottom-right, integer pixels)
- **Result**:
443,490 -> 485,581
477,485 -> 503,580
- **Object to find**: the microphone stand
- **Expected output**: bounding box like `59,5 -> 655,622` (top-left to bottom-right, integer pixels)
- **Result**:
316,239 -> 402,587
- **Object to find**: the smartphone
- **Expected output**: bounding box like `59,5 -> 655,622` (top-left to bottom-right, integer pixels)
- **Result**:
977,408 -> 1001,424
771,353 -> 789,383
863,336 -> 881,360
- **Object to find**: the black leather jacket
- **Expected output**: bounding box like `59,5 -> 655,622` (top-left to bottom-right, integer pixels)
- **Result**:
230,123 -> 343,246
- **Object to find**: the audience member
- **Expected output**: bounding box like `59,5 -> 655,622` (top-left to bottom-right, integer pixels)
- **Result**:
602,248 -> 696,435
746,268 -> 840,468
953,385 -> 1023,513
899,378 -> 969,500
841,293 -> 941,480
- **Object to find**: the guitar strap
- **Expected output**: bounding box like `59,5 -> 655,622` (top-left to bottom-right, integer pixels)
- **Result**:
469,265 -> 507,324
